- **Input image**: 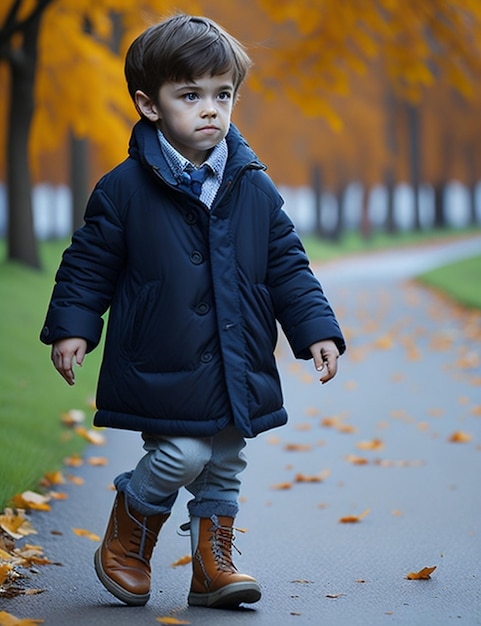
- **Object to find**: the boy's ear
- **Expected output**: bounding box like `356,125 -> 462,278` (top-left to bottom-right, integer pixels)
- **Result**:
134,90 -> 161,121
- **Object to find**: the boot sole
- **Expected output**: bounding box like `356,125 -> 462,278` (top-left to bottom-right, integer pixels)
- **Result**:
188,581 -> 262,608
94,547 -> 150,606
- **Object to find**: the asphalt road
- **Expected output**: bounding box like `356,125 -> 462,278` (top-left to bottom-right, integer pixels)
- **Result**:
3,235 -> 481,626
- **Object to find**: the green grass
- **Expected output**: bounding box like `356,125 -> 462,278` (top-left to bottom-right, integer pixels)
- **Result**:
0,239 -> 102,509
415,255 -> 481,310
0,227 -> 479,509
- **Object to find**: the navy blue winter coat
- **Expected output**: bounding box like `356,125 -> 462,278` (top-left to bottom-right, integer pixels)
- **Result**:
40,119 -> 345,438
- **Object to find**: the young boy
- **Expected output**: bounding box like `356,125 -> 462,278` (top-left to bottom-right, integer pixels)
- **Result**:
40,14 -> 345,609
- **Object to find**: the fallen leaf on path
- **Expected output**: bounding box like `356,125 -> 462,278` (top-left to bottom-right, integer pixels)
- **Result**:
321,415 -> 356,433
291,579 -> 312,584
295,469 -> 330,483
345,454 -> 369,465
0,510 -> 37,540
170,555 -> 191,567
448,431 -> 472,443
63,454 -> 83,467
49,492 -> 68,501
356,438 -> 384,451
271,482 -> 292,490
405,566 -> 437,580
74,427 -> 105,445
40,471 -> 65,486
0,563 -> 12,585
284,443 -> 312,452
339,509 -> 370,523
156,617 -> 190,625
10,492 -> 51,512
66,474 -> 84,486
87,457 -> 108,466
14,544 -> 53,567
72,528 -> 100,541
0,612 -> 44,625
373,334 -> 393,349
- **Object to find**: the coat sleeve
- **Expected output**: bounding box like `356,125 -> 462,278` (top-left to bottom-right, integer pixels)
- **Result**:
267,200 -> 346,360
40,185 -> 126,352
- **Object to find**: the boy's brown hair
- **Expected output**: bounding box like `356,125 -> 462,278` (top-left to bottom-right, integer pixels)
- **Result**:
125,14 -> 252,105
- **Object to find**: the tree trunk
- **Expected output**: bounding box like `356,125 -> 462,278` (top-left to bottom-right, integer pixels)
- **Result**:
433,183 -> 446,228
70,132 -> 89,231
406,103 -> 421,231
384,168 -> 396,235
311,163 -> 323,238
6,14 -> 42,268
361,185 -> 371,240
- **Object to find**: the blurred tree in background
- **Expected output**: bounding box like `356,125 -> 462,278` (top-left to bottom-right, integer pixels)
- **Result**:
0,0 -> 183,267
1,0 -> 481,267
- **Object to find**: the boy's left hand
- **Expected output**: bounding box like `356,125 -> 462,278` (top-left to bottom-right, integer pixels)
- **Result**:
309,340 -> 340,384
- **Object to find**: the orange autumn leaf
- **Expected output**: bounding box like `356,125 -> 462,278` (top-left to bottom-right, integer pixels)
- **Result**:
339,509 -> 370,523
345,454 -> 369,465
63,454 -> 83,467
284,443 -> 312,452
156,617 -> 190,625
356,438 -> 384,450
61,409 -> 85,426
0,612 -> 44,625
321,414 -> 355,433
87,456 -> 108,466
49,491 -> 68,500
295,469 -> 330,483
170,555 -> 192,567
14,545 -> 52,567
66,474 -> 85,486
11,492 -> 51,512
0,509 -> 37,540
448,431 -> 472,443
373,335 -> 393,349
72,528 -> 100,542
271,482 -> 293,490
41,470 -> 65,486
74,427 -> 106,445
405,565 -> 437,580
0,563 -> 12,586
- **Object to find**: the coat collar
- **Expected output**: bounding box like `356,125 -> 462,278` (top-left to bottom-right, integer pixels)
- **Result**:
128,118 -> 266,184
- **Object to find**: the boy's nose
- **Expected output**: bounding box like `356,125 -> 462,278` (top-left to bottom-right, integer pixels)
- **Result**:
202,101 -> 217,117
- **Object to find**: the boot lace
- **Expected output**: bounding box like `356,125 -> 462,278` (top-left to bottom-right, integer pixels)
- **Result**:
209,516 -> 242,572
125,514 -> 155,563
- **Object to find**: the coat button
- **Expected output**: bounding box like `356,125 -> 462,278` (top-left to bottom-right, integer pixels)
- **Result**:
190,251 -> 203,265
195,302 -> 210,315
42,326 -> 49,337
201,352 -> 213,363
184,211 -> 197,225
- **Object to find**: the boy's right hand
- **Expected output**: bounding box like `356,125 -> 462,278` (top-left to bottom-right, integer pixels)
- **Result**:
51,338 -> 87,386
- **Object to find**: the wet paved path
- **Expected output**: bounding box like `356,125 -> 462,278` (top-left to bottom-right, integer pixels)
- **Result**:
3,236 -> 481,625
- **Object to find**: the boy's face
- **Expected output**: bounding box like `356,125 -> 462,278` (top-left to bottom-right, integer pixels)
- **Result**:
135,72 -> 235,166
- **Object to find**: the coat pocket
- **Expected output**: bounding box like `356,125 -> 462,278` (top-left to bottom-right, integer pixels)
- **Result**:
124,281 -> 162,363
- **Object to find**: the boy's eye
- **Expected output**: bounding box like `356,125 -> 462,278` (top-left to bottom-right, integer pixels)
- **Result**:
184,92 -> 199,101
218,91 -> 232,100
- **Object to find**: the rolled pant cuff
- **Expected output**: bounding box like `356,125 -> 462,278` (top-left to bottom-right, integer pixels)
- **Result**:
188,499 -> 239,518
114,470 -> 175,517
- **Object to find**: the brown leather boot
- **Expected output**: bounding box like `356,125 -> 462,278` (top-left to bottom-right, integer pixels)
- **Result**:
188,515 -> 261,608
94,491 -> 169,605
